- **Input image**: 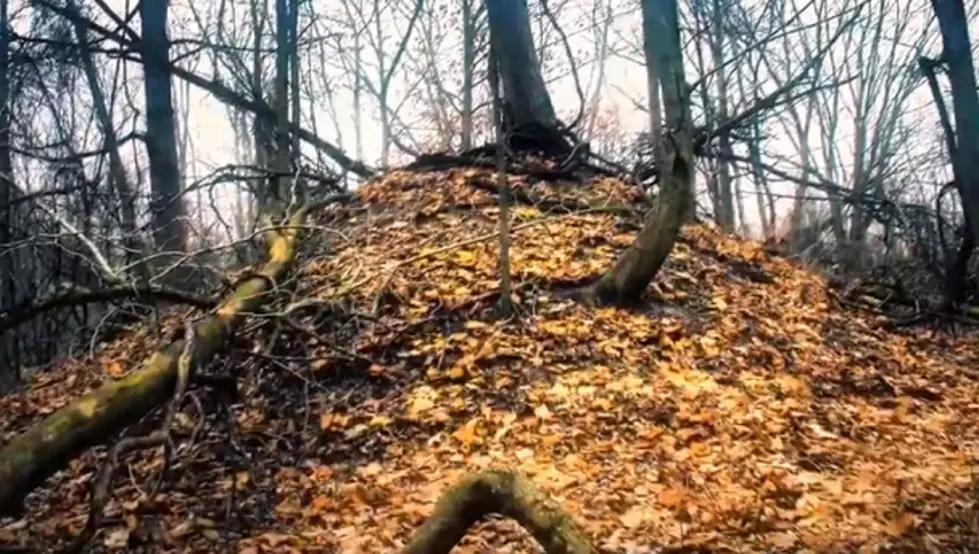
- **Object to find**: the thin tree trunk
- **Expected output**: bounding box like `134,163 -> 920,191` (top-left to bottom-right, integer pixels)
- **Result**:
251,0 -> 270,172
353,33 -> 364,162
489,47 -> 512,317
290,0 -> 301,164
709,0 -> 734,231
67,0 -> 141,271
270,0 -> 293,208
460,0 -> 475,150
583,0 -> 613,142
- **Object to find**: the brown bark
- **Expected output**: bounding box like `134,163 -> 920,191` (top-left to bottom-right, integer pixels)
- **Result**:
485,0 -> 559,133
0,203 -> 331,516
582,0 -> 693,306
401,470 -> 596,554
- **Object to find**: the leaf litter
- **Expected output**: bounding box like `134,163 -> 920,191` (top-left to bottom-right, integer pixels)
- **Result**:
3,166 -> 979,552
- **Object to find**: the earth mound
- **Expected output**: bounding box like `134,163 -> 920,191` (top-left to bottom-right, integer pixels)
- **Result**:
3,164 -> 979,553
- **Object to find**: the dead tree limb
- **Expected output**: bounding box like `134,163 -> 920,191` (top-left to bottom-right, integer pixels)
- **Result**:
0,201 -> 335,516
401,470 -> 597,554
0,284 -> 216,335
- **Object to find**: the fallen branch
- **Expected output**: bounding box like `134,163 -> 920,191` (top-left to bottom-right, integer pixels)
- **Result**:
401,470 -> 596,554
0,200 -> 334,516
0,284 -> 216,335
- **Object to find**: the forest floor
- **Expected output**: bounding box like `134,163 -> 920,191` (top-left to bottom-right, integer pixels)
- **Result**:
3,165 -> 979,553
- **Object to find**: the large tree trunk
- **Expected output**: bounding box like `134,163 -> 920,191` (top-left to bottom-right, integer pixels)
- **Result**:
931,0 -> 979,247
582,0 -> 693,306
920,56 -> 974,308
141,0 -> 185,257
0,204 -> 327,516
485,0 -> 563,151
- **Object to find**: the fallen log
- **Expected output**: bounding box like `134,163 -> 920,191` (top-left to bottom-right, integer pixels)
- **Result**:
401,470 -> 597,554
0,201 -> 336,516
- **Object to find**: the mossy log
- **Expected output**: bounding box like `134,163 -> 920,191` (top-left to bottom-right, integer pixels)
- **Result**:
401,470 -> 597,554
0,207 -> 317,516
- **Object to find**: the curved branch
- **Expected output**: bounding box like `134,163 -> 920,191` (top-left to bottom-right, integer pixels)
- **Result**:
402,470 -> 597,554
539,0 -> 586,133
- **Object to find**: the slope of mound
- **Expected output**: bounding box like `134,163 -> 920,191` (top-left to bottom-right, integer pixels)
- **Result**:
3,165 -> 979,553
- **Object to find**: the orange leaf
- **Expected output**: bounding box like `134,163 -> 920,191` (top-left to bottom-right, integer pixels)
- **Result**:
452,418 -> 479,445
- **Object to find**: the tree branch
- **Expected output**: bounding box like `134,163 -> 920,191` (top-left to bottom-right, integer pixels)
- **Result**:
0,284 -> 217,336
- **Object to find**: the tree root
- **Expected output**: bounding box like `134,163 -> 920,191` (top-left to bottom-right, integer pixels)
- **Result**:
401,470 -> 597,554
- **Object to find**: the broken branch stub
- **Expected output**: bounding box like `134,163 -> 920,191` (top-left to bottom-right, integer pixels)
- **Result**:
401,470 -> 597,554
0,204 -> 325,516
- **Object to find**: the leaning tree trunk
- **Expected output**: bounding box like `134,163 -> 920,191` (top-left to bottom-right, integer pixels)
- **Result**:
0,200 -> 337,516
582,0 -> 693,306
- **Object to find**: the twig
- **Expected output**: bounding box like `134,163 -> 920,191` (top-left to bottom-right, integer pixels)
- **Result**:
66,324 -> 199,554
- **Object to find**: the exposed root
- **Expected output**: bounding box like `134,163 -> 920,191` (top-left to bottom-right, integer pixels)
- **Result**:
401,470 -> 597,554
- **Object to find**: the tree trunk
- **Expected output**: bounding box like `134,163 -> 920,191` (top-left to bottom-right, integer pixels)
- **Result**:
0,203 -> 330,516
0,0 -> 15,388
290,0 -> 302,164
268,0 -> 294,210
485,0 -> 562,149
920,56 -> 972,307
583,0 -> 613,142
353,32 -> 364,162
489,47 -> 513,317
141,0 -> 186,259
67,0 -> 142,272
461,0 -> 476,150
581,0 -> 693,306
251,0 -> 270,173
931,0 -> 979,248
709,0 -> 735,231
